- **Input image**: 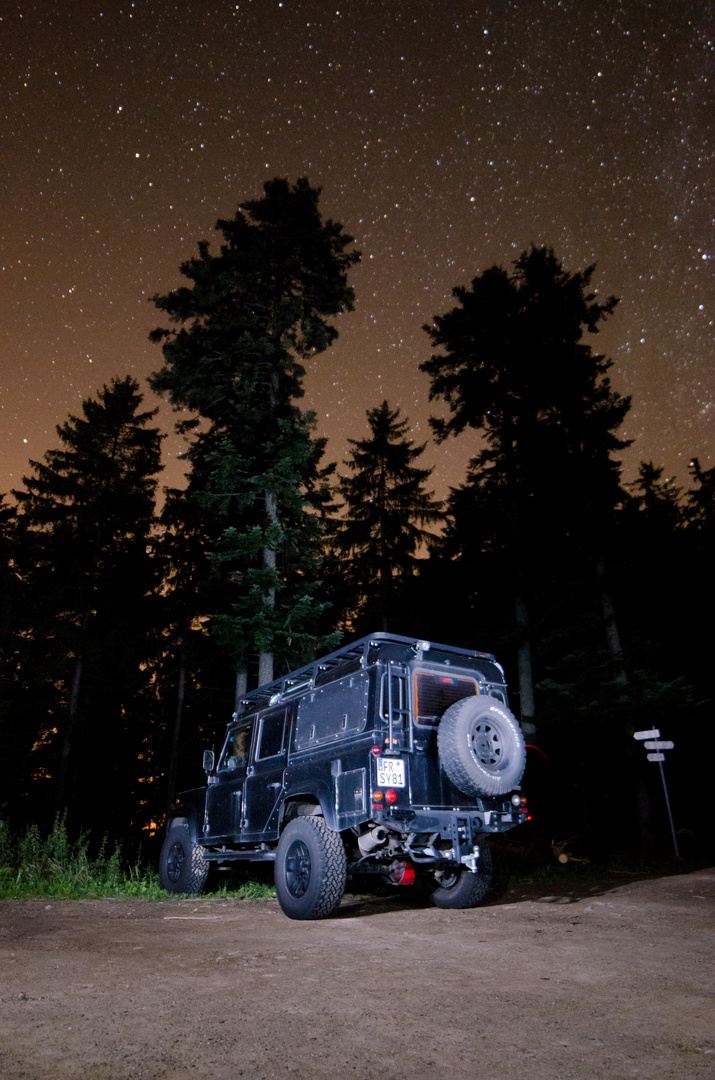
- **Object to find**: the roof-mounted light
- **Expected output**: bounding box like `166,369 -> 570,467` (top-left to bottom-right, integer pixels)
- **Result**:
414,640 -> 431,653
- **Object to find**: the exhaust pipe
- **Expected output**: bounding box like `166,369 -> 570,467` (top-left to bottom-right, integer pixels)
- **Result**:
357,825 -> 388,856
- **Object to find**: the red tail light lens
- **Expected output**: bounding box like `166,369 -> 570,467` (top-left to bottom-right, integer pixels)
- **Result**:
385,789 -> 398,804
400,862 -> 415,886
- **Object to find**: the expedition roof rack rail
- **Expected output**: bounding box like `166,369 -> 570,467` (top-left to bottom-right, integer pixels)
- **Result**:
233,632 -> 495,716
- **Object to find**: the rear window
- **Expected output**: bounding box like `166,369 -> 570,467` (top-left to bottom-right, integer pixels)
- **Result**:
413,671 -> 478,727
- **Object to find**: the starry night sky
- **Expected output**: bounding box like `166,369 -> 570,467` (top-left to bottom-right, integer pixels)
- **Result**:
2,0 -> 712,501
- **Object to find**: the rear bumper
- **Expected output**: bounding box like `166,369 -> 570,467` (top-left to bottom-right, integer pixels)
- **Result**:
372,804 -> 527,835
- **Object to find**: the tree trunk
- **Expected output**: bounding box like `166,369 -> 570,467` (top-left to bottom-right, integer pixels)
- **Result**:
508,474 -> 535,726
595,555 -> 627,685
259,490 -> 277,687
514,591 -> 536,723
234,668 -> 247,713
55,606 -> 91,814
166,625 -> 189,818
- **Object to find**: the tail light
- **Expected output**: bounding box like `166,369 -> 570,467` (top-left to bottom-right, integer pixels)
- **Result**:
390,861 -> 415,886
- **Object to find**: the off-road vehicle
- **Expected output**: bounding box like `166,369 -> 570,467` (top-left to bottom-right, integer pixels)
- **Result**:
159,632 -> 529,919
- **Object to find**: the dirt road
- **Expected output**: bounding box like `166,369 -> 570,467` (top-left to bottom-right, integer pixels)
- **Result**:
1,868 -> 712,1080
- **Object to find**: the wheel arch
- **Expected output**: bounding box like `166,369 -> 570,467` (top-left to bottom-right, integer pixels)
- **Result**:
280,784 -> 338,831
166,813 -> 200,844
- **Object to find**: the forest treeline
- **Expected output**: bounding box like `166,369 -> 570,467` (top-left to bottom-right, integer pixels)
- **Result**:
1,179 -> 712,860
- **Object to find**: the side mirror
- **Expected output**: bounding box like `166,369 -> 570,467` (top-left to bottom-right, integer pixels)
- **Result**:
203,750 -> 215,774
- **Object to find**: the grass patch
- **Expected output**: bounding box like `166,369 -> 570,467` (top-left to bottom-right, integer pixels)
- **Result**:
204,861 -> 277,900
0,815 -> 164,900
0,816 -> 276,902
206,879 -> 277,901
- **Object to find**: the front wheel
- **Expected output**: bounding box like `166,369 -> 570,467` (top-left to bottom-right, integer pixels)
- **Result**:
275,817 -> 346,920
159,823 -> 209,895
420,845 -> 493,909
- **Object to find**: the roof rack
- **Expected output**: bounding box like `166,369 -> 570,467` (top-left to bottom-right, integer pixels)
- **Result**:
233,632 -> 495,717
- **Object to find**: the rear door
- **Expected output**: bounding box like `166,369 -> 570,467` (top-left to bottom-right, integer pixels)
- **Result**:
410,666 -> 480,807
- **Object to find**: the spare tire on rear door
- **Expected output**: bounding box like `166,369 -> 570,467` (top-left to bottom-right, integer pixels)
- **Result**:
437,695 -> 526,797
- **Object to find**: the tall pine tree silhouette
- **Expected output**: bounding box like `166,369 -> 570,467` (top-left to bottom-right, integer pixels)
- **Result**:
332,401 -> 442,633
150,178 -> 359,697
13,377 -> 163,837
422,247 -> 631,724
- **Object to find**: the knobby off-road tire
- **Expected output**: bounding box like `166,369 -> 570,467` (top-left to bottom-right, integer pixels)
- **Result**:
421,845 -> 493,909
159,823 -> 209,895
274,816 -> 347,920
438,695 -> 526,797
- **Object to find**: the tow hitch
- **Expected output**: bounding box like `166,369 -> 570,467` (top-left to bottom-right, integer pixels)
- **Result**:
460,846 -> 481,873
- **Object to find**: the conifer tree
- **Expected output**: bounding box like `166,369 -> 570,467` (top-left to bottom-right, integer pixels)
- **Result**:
422,247 -> 631,723
0,496 -> 26,822
149,178 -> 359,694
331,401 -> 442,633
12,377 -> 163,837
682,457 -> 715,708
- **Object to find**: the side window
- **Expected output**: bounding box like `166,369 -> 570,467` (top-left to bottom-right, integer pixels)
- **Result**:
256,708 -> 286,760
218,721 -> 254,771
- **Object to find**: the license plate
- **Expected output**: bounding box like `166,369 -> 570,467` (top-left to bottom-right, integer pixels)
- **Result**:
376,757 -> 406,788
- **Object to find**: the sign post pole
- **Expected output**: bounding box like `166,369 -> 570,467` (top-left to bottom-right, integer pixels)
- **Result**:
656,756 -> 679,857
633,730 -> 679,856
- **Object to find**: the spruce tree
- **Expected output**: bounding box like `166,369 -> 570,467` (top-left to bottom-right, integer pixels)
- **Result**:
12,376 -> 163,838
422,247 -> 631,723
0,496 -> 27,824
149,178 -> 359,694
331,400 -> 442,634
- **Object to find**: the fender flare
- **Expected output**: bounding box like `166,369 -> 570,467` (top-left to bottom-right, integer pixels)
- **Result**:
280,780 -> 338,831
167,812 -> 201,845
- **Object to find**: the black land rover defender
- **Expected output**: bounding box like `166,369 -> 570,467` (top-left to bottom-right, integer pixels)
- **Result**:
159,632 -> 529,919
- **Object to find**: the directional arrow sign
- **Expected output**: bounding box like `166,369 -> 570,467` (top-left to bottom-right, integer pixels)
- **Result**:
644,740 -> 674,751
647,752 -> 665,762
634,729 -> 660,741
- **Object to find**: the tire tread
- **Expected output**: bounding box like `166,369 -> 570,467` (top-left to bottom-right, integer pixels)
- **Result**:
275,816 -> 346,920
159,823 -> 209,895
438,696 -> 525,797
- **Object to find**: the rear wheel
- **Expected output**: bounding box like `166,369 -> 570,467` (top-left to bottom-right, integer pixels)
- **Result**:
159,824 -> 209,894
421,845 -> 493,909
275,817 -> 347,920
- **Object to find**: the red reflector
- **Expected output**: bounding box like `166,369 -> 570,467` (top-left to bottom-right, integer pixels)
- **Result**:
385,789 -> 398,804
371,745 -> 381,756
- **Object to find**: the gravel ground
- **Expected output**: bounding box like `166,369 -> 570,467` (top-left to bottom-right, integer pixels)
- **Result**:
0,868 -> 712,1080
